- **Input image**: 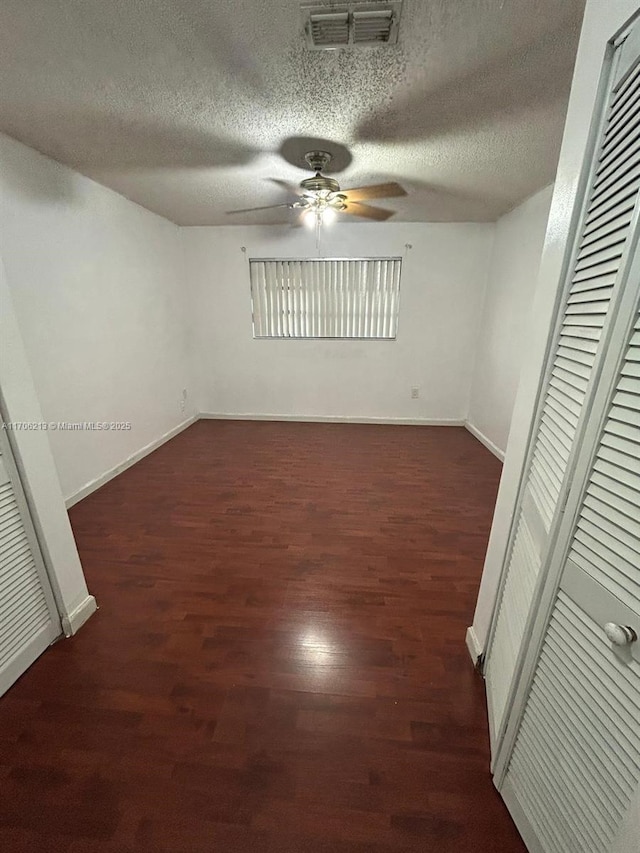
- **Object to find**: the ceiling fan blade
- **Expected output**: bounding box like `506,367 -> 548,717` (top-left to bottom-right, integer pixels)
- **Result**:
268,178 -> 302,195
342,201 -> 395,221
226,203 -> 294,214
340,182 -> 407,202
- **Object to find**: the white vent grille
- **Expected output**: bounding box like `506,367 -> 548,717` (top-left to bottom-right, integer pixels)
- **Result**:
309,12 -> 349,47
303,2 -> 401,49
352,9 -> 394,44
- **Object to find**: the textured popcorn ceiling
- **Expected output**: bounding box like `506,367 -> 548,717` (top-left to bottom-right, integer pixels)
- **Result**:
0,0 -> 585,225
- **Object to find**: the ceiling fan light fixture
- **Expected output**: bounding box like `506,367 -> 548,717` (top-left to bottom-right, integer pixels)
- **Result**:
227,149 -> 405,224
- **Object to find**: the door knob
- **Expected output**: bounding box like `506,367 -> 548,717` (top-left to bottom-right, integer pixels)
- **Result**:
604,623 -> 638,646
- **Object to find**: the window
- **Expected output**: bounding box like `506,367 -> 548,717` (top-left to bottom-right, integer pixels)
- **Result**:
249,258 -> 402,339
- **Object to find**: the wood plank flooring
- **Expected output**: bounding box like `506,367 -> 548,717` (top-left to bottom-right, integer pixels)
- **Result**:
0,420 -> 526,852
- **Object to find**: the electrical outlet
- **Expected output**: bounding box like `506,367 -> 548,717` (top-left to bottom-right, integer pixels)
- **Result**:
411,386 -> 420,399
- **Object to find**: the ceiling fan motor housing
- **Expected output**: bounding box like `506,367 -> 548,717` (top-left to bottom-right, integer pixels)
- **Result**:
300,174 -> 341,194
300,150 -> 341,195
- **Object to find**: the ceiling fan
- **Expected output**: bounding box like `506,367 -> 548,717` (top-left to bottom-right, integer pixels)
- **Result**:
228,150 -> 407,224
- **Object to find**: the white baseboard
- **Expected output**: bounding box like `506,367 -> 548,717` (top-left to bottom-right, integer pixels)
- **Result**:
61,594 -> 97,637
465,625 -> 483,666
199,413 -> 466,426
464,422 -> 505,461
65,415 -> 197,508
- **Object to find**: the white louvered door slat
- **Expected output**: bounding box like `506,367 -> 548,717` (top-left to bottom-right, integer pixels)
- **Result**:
0,430 -> 61,697
500,293 -> 640,851
505,586 -> 640,852
569,310 -> 640,609
485,29 -> 640,742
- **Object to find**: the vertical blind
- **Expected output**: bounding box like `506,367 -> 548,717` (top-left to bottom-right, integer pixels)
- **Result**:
249,258 -> 402,338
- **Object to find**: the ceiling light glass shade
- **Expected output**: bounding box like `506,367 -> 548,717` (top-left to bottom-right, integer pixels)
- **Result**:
300,192 -> 346,212
299,190 -> 347,241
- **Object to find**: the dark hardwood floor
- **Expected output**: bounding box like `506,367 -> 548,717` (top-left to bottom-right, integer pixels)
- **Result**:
0,420 -> 526,852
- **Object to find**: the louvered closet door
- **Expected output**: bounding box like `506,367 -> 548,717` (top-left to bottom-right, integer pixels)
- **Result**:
0,429 -> 61,696
484,26 -> 640,744
502,295 -> 640,853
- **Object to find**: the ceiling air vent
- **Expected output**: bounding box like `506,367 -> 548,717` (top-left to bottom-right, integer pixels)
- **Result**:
309,11 -> 350,47
352,9 -> 396,44
303,2 -> 401,50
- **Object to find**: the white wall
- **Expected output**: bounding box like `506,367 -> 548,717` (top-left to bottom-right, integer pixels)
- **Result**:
0,132 -> 196,503
467,186 -> 554,459
184,223 -> 494,422
471,0 -> 640,647
0,254 -> 94,629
